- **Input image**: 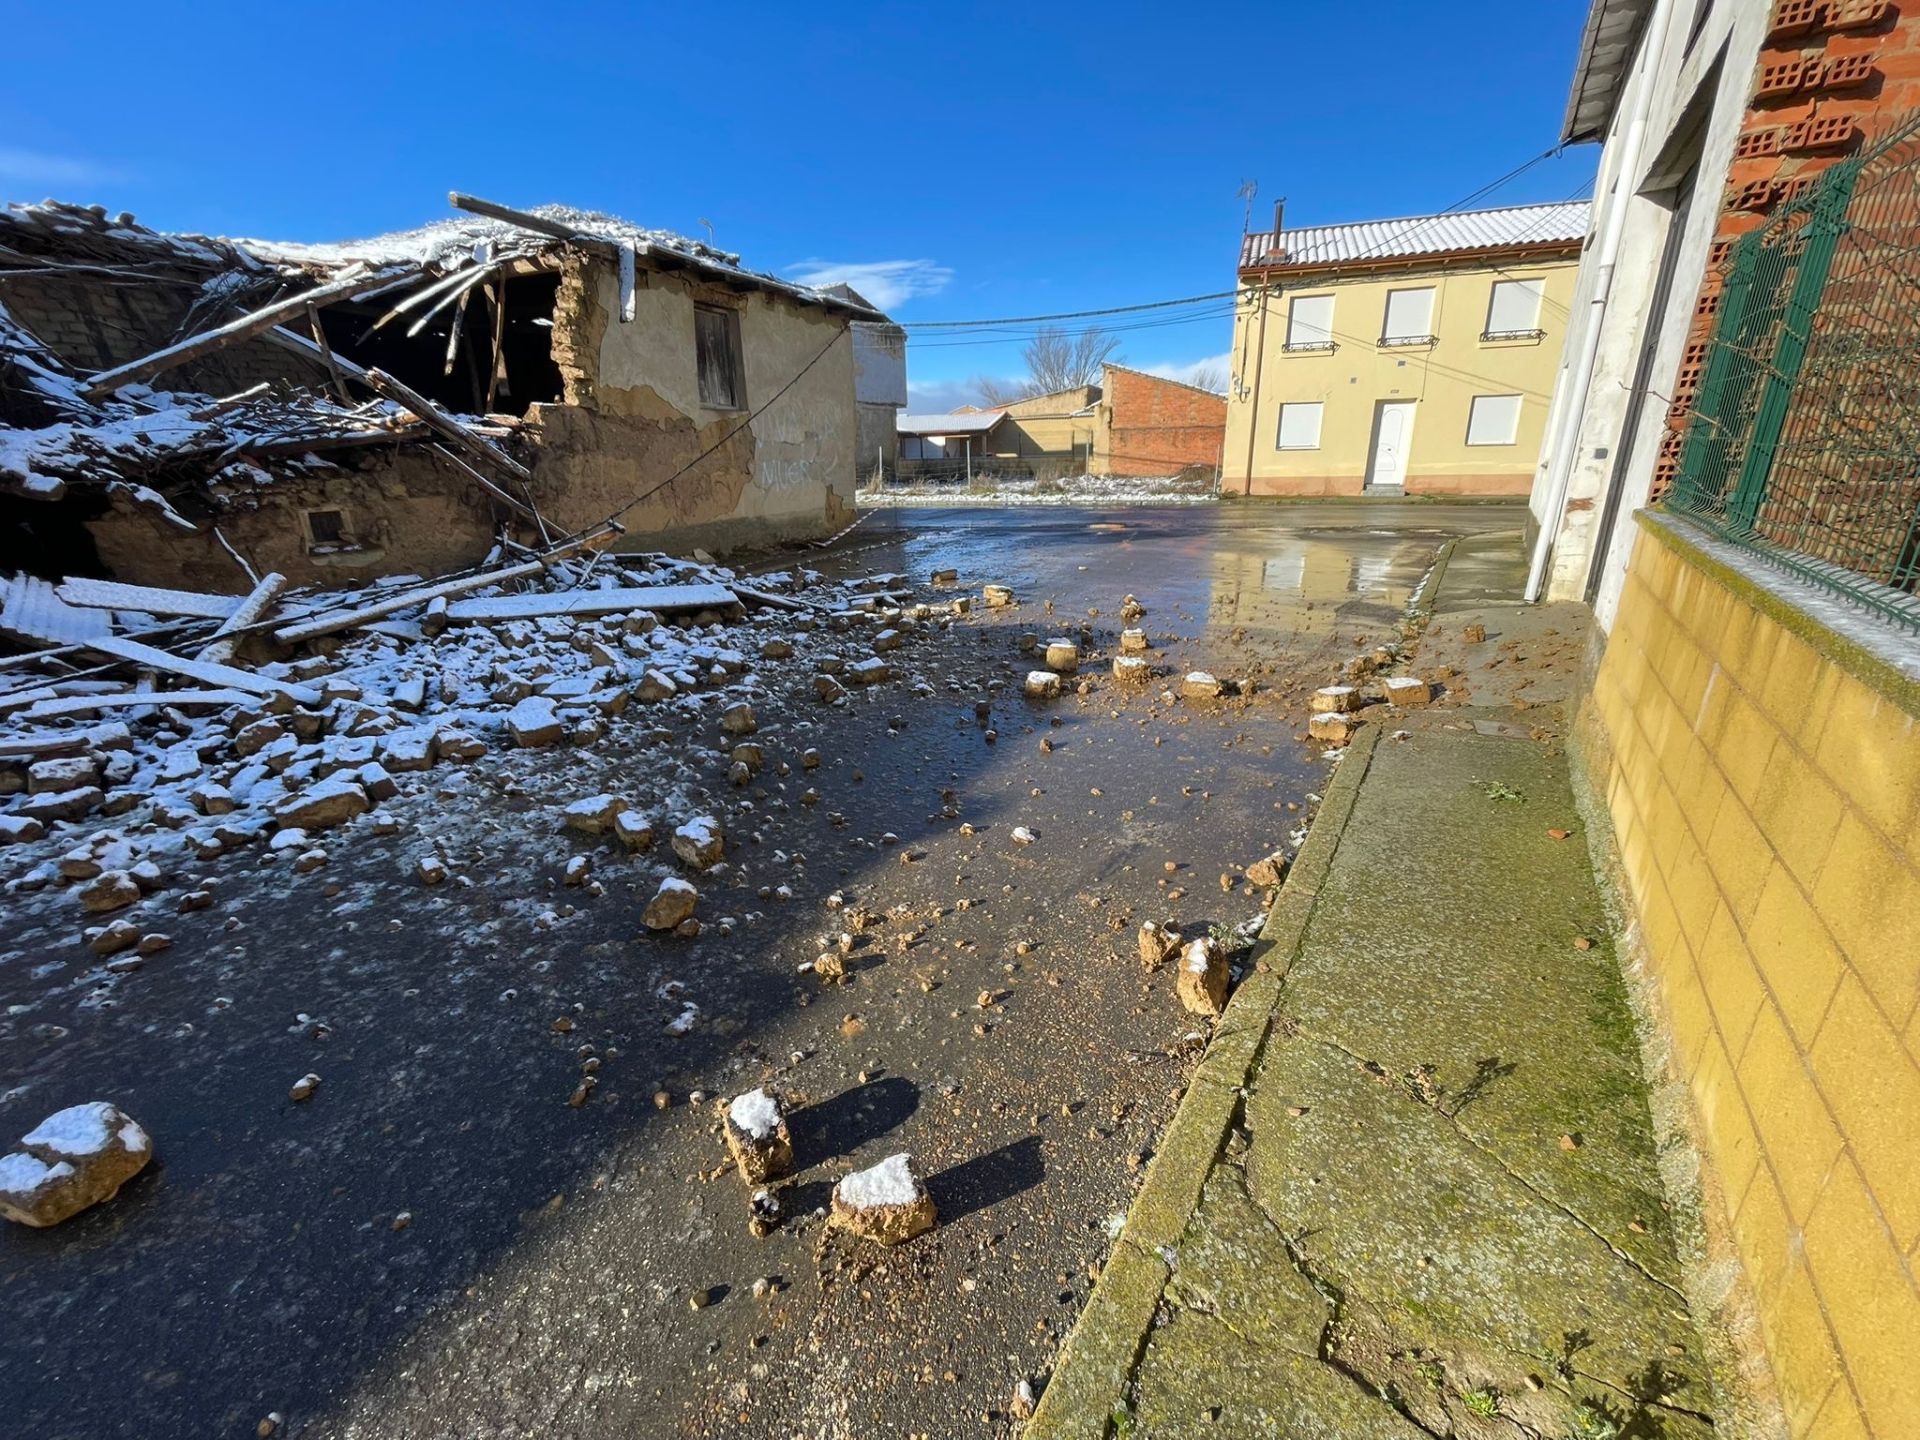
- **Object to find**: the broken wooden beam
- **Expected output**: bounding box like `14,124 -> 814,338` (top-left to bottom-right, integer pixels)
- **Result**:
24,689 -> 255,720
363,367 -> 535,485
442,582 -> 737,624
81,265 -> 412,397
83,635 -> 322,705
447,193 -> 621,259
264,323 -> 374,385
193,571 -> 288,667
271,529 -> 612,645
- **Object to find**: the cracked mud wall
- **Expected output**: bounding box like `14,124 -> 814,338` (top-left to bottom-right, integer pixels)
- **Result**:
529,255 -> 856,553
85,447 -> 504,592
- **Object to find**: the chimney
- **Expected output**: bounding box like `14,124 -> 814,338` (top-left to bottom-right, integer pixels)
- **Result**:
1272,199 -> 1285,236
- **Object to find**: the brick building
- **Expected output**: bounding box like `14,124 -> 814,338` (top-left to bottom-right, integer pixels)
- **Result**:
1093,364 -> 1227,477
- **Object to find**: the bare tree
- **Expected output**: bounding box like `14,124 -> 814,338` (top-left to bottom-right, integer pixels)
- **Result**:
973,326 -> 1121,407
1183,361 -> 1228,395
1025,326 -> 1120,393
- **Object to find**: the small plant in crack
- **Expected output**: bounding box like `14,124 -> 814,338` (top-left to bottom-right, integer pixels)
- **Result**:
1463,1386 -> 1502,1418
1480,780 -> 1524,802
1414,1358 -> 1446,1389
1566,1398 -> 1624,1440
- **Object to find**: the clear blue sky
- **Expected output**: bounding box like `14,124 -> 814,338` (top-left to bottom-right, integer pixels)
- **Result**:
2,1 -> 1596,410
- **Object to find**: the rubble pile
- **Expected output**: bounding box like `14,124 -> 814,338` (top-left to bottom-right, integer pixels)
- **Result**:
0,548 -> 945,992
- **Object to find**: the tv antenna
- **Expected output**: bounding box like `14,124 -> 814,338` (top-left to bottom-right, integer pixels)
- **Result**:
1236,180 -> 1258,234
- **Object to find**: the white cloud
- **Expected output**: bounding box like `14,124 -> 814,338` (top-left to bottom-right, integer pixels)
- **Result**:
0,148 -> 125,189
1139,352 -> 1232,392
787,258 -> 953,311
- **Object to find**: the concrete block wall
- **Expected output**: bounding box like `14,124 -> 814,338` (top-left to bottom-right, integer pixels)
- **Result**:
1585,513 -> 1920,1438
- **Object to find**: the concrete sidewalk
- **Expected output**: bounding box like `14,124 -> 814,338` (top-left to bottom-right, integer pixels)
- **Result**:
1029,560 -> 1717,1438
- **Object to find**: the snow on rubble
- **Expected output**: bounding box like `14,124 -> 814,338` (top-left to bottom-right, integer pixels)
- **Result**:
0,547 -> 946,1051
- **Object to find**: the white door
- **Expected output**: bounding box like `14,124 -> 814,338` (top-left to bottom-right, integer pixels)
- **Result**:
1366,400 -> 1417,491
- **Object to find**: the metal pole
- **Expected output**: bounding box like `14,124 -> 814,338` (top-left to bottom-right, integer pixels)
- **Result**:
1241,281 -> 1272,496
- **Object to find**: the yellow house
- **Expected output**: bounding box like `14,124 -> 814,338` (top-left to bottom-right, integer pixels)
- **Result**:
1224,201 -> 1590,497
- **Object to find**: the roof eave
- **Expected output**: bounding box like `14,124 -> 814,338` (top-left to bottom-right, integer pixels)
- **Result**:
1562,0 -> 1655,145
1238,236 -> 1587,281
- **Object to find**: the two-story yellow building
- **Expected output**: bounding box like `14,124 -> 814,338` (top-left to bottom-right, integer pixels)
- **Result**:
1223,200 -> 1590,497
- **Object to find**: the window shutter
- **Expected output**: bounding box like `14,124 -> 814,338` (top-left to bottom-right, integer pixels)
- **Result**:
1287,294 -> 1335,346
1466,394 -> 1522,445
1382,288 -> 1435,341
1485,280 -> 1543,336
1276,402 -> 1324,449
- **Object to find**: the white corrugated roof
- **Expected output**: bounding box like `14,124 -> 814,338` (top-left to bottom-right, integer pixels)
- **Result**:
1240,200 -> 1591,271
896,412 -> 1005,435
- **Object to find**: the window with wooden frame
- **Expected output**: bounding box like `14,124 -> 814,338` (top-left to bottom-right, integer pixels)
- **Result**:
303,507 -> 349,548
694,304 -> 746,409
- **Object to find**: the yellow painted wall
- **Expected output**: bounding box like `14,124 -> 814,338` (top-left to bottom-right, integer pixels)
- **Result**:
1585,513 -> 1920,1439
1223,257 -> 1578,496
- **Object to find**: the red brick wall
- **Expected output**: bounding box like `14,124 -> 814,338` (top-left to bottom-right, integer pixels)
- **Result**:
1098,366 -> 1227,477
1653,0 -> 1916,500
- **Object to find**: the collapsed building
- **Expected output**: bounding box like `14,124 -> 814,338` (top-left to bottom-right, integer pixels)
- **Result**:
0,194 -> 889,593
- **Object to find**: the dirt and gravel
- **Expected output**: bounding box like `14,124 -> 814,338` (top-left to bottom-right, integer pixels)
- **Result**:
0,502 -> 1523,1439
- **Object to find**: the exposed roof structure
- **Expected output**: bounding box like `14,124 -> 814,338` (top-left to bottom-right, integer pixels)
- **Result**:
1239,200 -> 1592,272
1563,0 -> 1655,145
895,412 -> 1006,436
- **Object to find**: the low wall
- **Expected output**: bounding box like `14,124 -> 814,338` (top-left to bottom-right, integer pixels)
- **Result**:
1580,511 -> 1920,1438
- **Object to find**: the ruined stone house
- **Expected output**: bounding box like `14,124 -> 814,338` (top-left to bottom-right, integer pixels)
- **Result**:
0,196 -> 887,593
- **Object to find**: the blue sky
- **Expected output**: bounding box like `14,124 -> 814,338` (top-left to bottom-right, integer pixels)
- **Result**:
3,1 -> 1597,411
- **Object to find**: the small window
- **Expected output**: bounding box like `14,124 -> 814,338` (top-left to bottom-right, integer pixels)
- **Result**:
1484,279 -> 1544,339
304,507 -> 347,546
1466,394 -> 1523,446
1285,294 -> 1336,351
694,304 -> 745,409
1276,401 -> 1324,450
1381,287 -> 1435,344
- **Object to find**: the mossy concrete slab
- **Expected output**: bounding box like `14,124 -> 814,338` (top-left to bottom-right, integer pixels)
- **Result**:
1033,724 -> 1716,1438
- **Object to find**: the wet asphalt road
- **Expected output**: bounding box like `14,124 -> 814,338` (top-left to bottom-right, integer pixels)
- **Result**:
0,502 -> 1523,1440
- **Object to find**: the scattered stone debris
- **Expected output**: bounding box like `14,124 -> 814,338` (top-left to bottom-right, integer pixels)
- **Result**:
830,1152 -> 937,1245
645,877 -> 699,931
289,1073 -> 321,1103
1181,671 -> 1223,700
1023,671 -> 1062,700
1245,850 -> 1289,888
1138,920 -> 1182,972
1044,639 -> 1080,673
723,1089 -> 793,1183
983,585 -> 1015,608
1310,685 -> 1360,714
0,1102 -> 152,1228
1307,712 -> 1361,743
1383,675 -> 1431,708
1176,935 -> 1228,1015
1112,656 -> 1150,684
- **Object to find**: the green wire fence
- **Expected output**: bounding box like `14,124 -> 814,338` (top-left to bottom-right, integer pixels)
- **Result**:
1668,112 -> 1920,631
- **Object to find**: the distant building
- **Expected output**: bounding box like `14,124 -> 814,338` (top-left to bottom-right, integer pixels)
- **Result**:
1223,200 -> 1590,497
824,284 -> 907,485
894,365 -> 1224,482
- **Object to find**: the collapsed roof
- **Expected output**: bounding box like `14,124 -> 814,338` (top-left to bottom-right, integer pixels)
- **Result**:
0,193 -> 885,509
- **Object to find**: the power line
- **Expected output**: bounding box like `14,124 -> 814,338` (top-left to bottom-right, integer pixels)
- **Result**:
900,291 -> 1242,330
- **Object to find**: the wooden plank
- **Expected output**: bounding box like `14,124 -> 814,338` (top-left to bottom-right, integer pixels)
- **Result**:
84,635 -> 321,705
264,324 -> 374,384
271,530 -> 611,645
0,729 -> 91,759
447,193 -> 621,258
443,583 -> 736,623
193,571 -> 288,666
363,367 -> 535,485
618,243 -> 637,323
55,577 -> 245,619
81,265 -> 412,397
25,688 -> 253,720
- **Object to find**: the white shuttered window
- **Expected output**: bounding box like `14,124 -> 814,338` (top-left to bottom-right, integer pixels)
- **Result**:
1286,294 -> 1335,348
1276,402 -> 1324,449
1466,394 -> 1522,445
1484,279 -> 1543,336
1381,287 -> 1435,342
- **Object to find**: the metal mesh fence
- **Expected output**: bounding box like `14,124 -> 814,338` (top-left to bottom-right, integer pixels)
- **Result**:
1668,113 -> 1920,631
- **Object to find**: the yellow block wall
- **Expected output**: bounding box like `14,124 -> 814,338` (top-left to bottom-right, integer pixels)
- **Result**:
1587,518 -> 1920,1438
